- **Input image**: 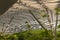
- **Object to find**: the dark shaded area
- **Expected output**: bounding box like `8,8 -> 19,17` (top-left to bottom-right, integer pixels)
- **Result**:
0,0 -> 17,15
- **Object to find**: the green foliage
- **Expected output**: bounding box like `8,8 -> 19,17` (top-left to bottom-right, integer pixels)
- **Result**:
0,30 -> 50,40
0,29 -> 60,40
25,21 -> 31,28
55,8 -> 60,15
40,13 -> 48,17
55,8 -> 60,12
58,24 -> 60,28
42,14 -> 48,17
26,24 -> 31,28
